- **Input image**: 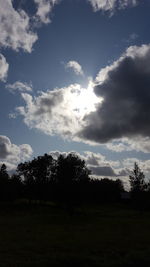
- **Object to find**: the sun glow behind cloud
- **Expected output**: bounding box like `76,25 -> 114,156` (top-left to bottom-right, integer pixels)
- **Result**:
16,80 -> 101,140
68,80 -> 101,119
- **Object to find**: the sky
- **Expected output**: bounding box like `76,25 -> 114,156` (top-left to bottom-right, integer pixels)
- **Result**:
0,0 -> 150,189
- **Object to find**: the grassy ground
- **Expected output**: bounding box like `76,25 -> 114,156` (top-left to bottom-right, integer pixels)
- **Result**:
0,202 -> 150,266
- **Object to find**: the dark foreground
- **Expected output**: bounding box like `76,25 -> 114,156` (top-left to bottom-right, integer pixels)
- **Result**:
0,202 -> 150,267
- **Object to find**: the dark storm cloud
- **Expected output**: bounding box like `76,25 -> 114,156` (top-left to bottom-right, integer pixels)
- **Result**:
79,44 -> 150,144
90,165 -> 117,176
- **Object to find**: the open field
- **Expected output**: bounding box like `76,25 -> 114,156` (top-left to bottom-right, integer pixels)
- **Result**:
0,202 -> 150,266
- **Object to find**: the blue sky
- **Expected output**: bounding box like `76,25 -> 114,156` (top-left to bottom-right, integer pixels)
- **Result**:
1,0 -> 150,188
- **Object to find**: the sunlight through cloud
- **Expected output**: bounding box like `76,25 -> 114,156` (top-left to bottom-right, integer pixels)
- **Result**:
69,80 -> 101,118
16,80 -> 101,140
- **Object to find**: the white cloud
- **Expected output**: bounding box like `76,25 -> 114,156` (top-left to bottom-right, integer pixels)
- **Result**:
6,81 -> 32,93
0,0 -> 138,56
34,0 -> 60,24
83,151 -> 106,166
16,82 -> 100,140
0,54 -> 9,82
88,0 -> 138,13
0,0 -> 62,53
83,151 -> 122,176
106,137 -> 150,153
16,85 -> 83,139
0,135 -> 33,171
88,0 -> 116,12
66,61 -> 84,76
0,0 -> 38,52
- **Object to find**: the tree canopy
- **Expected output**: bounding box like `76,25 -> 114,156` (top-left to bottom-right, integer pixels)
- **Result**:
55,153 -> 90,184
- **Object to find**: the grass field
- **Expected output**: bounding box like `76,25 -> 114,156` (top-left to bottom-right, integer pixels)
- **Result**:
0,202 -> 150,266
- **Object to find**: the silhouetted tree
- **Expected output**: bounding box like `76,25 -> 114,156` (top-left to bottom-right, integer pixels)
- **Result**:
9,174 -> 23,200
17,161 -> 35,202
55,153 -> 90,184
129,162 -> 148,211
86,178 -> 124,203
0,164 -> 10,200
129,162 -> 147,193
55,153 -> 90,213
0,164 -> 9,181
17,154 -> 56,202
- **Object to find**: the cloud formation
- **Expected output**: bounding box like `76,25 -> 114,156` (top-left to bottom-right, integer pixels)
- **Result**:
66,61 -> 84,76
6,81 -> 32,93
16,84 -> 86,139
88,0 -> 138,13
106,137 -> 150,153
0,0 -> 61,53
79,44 -> 150,145
0,54 -> 9,82
0,135 -> 33,171
34,0 -> 60,24
16,82 -> 100,141
0,0 -> 138,55
0,0 -> 38,52
83,151 -> 123,177
14,41 -> 150,154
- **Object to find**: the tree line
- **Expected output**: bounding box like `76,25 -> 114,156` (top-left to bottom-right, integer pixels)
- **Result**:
1,153 -> 150,210
0,153 -> 124,207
